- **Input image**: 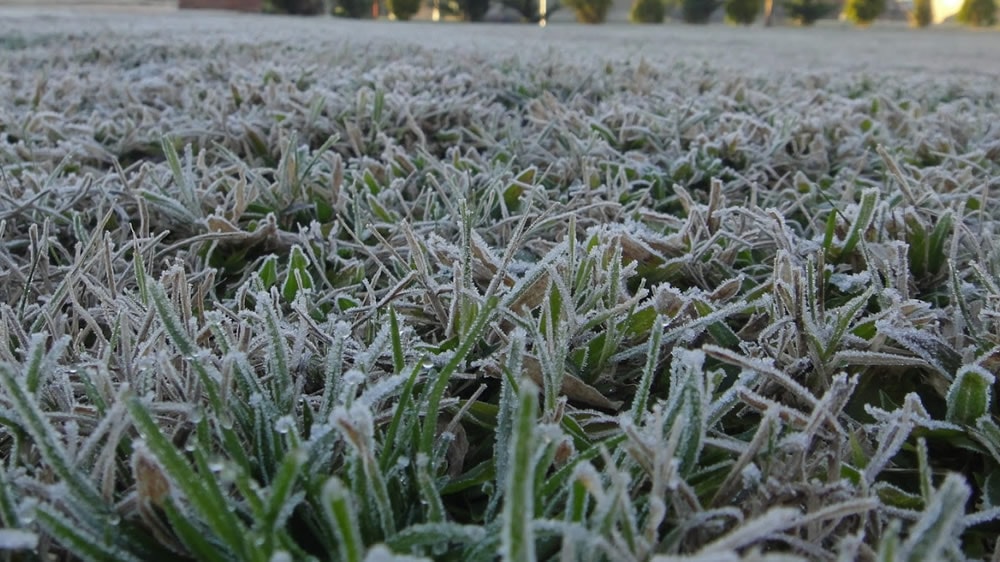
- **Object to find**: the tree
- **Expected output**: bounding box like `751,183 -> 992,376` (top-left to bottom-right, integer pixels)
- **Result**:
956,0 -> 997,25
909,0 -> 932,26
462,0 -> 491,19
267,0 -> 327,13
724,0 -> 760,23
843,0 -> 886,24
387,0 -> 421,18
682,0 -> 721,22
631,0 -> 666,22
501,0 -> 553,21
334,0 -> 373,17
782,0 -> 836,23
565,0 -> 612,21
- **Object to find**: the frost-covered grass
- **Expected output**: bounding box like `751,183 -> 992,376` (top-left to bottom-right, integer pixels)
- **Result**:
1,9 -> 1000,562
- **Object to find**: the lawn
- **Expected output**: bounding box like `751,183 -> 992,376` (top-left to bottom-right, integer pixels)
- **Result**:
1,9 -> 999,561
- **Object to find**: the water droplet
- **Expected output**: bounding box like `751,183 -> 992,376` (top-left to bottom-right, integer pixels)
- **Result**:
275,416 -> 295,434
208,461 -> 224,473
185,442 -> 196,452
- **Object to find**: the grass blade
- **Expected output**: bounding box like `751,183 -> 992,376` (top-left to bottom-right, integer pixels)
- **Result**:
502,380 -> 539,562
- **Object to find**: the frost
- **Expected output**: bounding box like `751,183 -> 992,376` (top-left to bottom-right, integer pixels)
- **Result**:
828,271 -> 871,293
342,369 -> 366,387
0,529 -> 38,551
275,415 -> 296,435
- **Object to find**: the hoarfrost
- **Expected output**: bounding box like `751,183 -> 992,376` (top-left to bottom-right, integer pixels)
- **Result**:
0,529 -> 38,551
828,271 -> 871,293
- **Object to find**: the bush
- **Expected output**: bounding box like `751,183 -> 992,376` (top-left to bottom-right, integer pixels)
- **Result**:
334,0 -> 373,17
956,0 -> 997,25
387,0 -> 421,18
630,0 -> 666,22
501,0 -> 559,21
724,0 -> 759,23
781,0 -> 835,23
565,0 -> 613,21
462,0 -> 491,19
682,0 -> 721,22
909,0 -> 932,26
267,0 -> 327,13
843,0 -> 885,24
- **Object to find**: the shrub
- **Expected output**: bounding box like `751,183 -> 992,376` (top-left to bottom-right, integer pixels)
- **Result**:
387,0 -> 421,18
682,0 -> 721,22
630,0 -> 666,22
334,0 -> 373,17
781,0 -> 835,23
501,0 -> 559,21
909,0 -> 932,26
956,0 -> 997,25
565,0 -> 613,21
463,0 -> 491,19
724,0 -> 759,23
843,0 -> 885,24
267,0 -> 327,13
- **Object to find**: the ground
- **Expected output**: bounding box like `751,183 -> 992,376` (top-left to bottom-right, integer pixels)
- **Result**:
1,9 -> 999,562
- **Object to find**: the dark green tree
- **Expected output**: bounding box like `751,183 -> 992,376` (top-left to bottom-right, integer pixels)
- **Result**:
781,0 -> 835,23
910,0 -> 932,26
682,0 -> 721,22
843,0 -> 886,24
957,0 -> 997,25
501,0 -> 560,21
630,0 -> 666,22
388,0 -> 421,18
462,0 -> 491,19
266,0 -> 327,13
565,0 -> 612,21
724,0 -> 759,23
334,0 -> 373,17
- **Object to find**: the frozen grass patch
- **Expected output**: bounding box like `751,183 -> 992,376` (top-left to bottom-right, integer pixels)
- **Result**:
1,11 -> 1000,561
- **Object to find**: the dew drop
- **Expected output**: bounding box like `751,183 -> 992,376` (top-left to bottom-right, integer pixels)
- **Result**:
275,415 -> 295,434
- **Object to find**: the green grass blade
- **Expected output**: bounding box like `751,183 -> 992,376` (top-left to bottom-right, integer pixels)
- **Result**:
262,448 -> 305,537
900,474 -> 970,562
321,477 -> 364,562
161,499 -> 232,562
502,380 -> 538,562
148,282 -> 224,414
416,453 -> 447,523
419,296 -> 498,462
35,505 -> 141,562
840,188 -> 879,257
126,397 -> 247,559
0,363 -> 104,509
